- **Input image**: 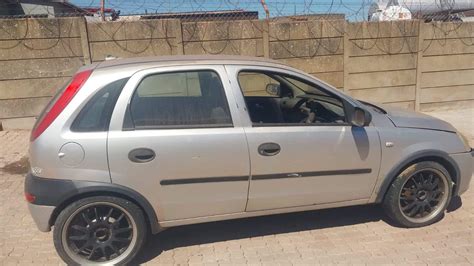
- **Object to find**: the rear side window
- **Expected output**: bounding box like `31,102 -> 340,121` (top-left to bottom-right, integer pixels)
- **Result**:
71,78 -> 128,132
128,70 -> 232,129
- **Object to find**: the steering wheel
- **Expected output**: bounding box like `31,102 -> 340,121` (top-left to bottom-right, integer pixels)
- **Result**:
293,98 -> 307,110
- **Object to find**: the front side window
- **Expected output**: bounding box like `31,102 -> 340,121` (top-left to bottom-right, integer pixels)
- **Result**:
238,71 -> 346,126
129,70 -> 232,129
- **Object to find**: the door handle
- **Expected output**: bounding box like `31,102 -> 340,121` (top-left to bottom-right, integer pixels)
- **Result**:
258,143 -> 281,156
128,148 -> 156,163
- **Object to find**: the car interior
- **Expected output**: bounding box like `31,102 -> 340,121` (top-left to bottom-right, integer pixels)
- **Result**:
128,70 -> 347,128
129,71 -> 232,128
239,71 -> 347,125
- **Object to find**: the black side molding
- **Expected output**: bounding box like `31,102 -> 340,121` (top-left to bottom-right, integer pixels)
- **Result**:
161,176 -> 249,185
159,169 -> 372,185
25,174 -> 161,234
252,169 -> 372,180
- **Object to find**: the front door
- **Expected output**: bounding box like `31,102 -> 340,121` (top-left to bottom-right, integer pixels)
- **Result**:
226,66 -> 381,211
107,65 -> 250,221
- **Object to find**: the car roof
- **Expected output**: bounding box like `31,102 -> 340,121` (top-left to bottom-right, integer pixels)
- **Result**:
95,55 -> 289,70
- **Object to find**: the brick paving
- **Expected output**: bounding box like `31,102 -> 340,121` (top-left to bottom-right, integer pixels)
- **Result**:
0,109 -> 473,265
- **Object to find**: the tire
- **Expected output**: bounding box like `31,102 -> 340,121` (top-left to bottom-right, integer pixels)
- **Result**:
382,161 -> 453,228
53,196 -> 147,265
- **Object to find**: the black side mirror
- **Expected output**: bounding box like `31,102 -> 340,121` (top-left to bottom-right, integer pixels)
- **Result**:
351,107 -> 371,127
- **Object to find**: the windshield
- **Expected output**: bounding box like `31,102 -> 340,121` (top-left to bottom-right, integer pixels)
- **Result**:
358,100 -> 386,114
278,75 -> 330,97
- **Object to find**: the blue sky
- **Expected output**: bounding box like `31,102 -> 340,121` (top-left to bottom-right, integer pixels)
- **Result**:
71,0 -> 372,20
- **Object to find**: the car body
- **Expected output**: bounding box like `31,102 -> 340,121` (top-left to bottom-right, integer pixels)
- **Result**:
25,55 -> 473,265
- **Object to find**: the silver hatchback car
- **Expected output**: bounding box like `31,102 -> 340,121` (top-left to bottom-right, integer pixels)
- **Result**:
25,55 -> 472,265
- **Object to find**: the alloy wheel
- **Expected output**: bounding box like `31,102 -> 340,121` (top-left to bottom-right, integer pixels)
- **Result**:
398,168 -> 449,224
61,202 -> 137,265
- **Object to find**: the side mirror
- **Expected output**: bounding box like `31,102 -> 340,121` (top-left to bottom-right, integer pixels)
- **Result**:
265,83 -> 280,96
351,107 -> 372,127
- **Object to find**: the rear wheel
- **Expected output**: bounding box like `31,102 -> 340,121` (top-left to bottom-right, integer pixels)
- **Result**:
383,161 -> 452,227
53,196 -> 146,265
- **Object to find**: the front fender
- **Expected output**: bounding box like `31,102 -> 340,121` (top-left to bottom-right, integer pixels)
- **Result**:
373,149 -> 460,203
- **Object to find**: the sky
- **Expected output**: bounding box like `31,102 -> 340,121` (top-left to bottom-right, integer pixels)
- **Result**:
70,0 -> 373,20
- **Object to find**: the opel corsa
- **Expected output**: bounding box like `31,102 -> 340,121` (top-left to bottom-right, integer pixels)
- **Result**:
25,56 -> 473,265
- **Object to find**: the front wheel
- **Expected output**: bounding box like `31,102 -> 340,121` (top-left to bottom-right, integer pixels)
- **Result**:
53,196 -> 147,265
383,161 -> 453,228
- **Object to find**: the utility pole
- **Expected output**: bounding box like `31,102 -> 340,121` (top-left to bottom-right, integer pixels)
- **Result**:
260,0 -> 270,19
100,0 -> 105,21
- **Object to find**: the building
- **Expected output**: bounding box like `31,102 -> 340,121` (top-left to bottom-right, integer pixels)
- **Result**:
0,0 -> 89,18
461,10 -> 474,21
140,10 -> 259,22
273,14 -> 345,21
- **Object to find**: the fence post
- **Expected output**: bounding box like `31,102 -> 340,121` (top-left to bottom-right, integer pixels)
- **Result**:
171,19 -> 184,55
78,17 -> 92,65
262,20 -> 270,58
414,20 -> 424,111
342,20 -> 350,94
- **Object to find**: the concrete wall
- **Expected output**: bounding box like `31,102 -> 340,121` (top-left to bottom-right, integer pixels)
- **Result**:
345,21 -> 419,110
87,19 -> 181,62
0,18 -> 86,128
182,20 -> 264,57
418,22 -> 474,111
270,19 -> 345,90
0,17 -> 472,129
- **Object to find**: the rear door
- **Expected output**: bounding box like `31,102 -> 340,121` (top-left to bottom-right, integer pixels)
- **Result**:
107,65 -> 250,221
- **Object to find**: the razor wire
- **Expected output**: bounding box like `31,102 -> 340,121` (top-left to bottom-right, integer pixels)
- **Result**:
0,0 -> 472,59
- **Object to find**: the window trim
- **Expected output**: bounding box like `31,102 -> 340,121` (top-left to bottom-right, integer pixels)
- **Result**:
124,69 -> 234,131
236,69 -> 351,128
249,122 -> 351,127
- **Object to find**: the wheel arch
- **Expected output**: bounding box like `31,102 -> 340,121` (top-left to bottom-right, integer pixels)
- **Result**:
375,150 -> 460,203
48,183 -> 162,234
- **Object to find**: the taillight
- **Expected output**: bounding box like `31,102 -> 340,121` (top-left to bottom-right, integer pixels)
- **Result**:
30,69 -> 93,141
25,192 -> 36,203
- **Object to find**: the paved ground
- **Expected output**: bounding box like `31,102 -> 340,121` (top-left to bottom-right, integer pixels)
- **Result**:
426,108 -> 474,147
0,109 -> 473,265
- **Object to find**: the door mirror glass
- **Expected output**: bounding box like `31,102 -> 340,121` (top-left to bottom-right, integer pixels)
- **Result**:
351,107 -> 371,127
265,83 -> 280,96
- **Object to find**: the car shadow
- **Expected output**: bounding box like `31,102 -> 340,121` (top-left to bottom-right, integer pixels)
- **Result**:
132,196 -> 464,264
132,204 -> 386,264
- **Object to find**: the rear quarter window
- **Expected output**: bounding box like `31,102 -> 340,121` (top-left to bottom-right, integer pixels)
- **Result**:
71,78 -> 128,132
